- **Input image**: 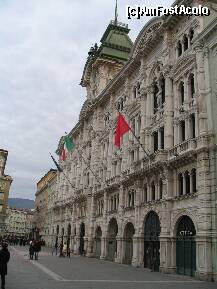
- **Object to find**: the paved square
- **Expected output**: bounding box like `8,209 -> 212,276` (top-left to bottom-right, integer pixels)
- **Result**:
5,246 -> 217,289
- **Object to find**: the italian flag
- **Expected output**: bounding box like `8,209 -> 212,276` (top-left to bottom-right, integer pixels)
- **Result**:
61,135 -> 74,161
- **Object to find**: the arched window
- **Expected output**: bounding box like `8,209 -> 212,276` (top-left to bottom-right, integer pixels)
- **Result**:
183,35 -> 188,51
153,82 -> 158,114
87,172 -> 89,186
151,182 -> 155,201
114,196 -> 117,210
189,29 -> 194,44
128,192 -> 131,207
179,81 -> 185,106
161,76 -> 165,105
143,184 -> 147,203
137,116 -> 141,138
132,191 -> 135,207
189,74 -> 195,98
159,179 -> 163,199
133,86 -> 137,99
185,171 -> 190,195
190,114 -> 196,138
111,197 -> 113,211
191,169 -> 197,193
153,131 -> 158,152
178,173 -> 183,196
180,120 -> 185,142
177,41 -> 182,56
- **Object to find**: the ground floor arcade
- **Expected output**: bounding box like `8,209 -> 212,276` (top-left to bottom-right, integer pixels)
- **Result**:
44,209 -> 215,282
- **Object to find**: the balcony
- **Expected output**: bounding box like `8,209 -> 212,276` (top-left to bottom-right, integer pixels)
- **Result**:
168,138 -> 197,159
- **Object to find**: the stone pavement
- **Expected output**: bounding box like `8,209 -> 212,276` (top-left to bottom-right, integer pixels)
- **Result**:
5,246 -> 217,289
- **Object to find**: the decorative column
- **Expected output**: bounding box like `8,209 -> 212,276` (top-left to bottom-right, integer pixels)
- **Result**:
164,74 -> 174,149
100,235 -> 107,260
146,85 -> 154,126
86,193 -> 95,257
194,42 -> 208,135
115,235 -> 123,263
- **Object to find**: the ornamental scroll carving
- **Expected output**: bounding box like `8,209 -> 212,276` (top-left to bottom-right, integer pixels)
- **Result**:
133,21 -> 163,57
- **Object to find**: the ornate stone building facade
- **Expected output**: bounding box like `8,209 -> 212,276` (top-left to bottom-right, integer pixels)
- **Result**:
0,149 -> 13,236
34,169 -> 57,239
5,207 -> 33,237
43,0 -> 217,281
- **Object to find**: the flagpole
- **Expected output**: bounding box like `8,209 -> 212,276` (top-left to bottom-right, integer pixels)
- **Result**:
109,106 -> 150,159
77,149 -> 102,185
49,153 -> 76,189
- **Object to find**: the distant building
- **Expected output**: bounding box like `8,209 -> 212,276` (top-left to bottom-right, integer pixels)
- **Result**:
0,149 -> 13,236
5,207 -> 33,237
34,169 -> 57,240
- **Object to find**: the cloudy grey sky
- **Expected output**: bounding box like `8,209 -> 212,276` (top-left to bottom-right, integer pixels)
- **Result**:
0,0 -> 174,200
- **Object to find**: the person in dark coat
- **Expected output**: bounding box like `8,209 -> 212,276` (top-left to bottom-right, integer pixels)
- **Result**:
29,242 -> 34,260
33,241 -> 41,260
0,242 -> 10,289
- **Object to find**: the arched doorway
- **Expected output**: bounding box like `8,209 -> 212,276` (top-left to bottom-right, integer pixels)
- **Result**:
144,211 -> 161,271
94,226 -> 102,258
79,223 -> 85,255
176,216 -> 196,276
123,222 -> 135,264
107,218 -> 118,261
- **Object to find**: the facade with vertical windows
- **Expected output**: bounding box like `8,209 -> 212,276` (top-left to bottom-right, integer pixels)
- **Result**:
0,149 -> 13,236
42,0 -> 217,281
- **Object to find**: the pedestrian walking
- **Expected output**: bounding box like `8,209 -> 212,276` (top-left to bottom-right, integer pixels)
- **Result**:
29,242 -> 34,260
0,242 -> 10,289
59,242 -> 64,257
63,243 -> 67,257
52,241 -> 58,256
33,240 -> 41,260
66,244 -> 71,258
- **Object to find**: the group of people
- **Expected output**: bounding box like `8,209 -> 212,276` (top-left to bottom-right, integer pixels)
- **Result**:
29,240 -> 41,260
53,241 -> 71,258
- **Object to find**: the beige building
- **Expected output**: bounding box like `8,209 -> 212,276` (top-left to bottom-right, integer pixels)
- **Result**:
0,149 -> 13,236
42,0 -> 217,281
5,207 -> 33,237
34,169 -> 57,239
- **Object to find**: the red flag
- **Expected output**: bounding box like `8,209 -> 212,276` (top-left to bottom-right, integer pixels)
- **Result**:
61,148 -> 66,161
114,112 -> 130,148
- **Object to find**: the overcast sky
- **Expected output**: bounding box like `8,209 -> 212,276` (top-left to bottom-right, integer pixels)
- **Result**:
0,0 -> 174,200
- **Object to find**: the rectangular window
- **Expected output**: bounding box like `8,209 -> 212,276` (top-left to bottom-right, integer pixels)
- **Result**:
130,151 -> 134,163
0,193 -> 4,200
180,120 -> 185,142
191,114 -> 195,138
143,185 -> 147,203
160,127 -> 164,149
153,131 -> 158,152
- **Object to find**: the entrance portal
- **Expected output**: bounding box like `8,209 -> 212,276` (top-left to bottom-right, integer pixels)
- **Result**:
94,226 -> 102,258
79,223 -> 85,255
123,222 -> 135,264
144,211 -> 161,271
176,216 -> 196,276
107,218 -> 118,261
